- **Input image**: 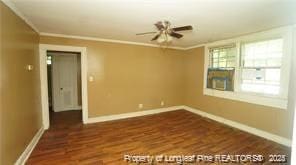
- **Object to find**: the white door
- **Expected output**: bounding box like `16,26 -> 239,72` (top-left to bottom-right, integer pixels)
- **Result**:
51,53 -> 79,112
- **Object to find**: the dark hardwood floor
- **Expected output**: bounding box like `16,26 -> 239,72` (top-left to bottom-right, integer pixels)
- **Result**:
27,110 -> 290,164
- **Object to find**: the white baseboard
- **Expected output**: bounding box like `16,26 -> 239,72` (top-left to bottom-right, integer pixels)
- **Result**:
86,106 -> 183,124
53,106 -> 82,112
15,127 -> 44,165
182,105 -> 292,147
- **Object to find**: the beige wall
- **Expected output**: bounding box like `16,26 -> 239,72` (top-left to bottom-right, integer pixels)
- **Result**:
0,2 -> 42,164
40,36 -> 185,117
40,36 -> 294,139
184,47 -> 294,139
1,2 -> 293,163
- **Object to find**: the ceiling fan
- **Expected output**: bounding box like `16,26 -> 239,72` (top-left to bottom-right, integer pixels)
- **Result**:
136,21 -> 193,43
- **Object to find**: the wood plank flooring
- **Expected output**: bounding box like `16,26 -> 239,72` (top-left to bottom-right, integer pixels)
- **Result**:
27,110 -> 290,164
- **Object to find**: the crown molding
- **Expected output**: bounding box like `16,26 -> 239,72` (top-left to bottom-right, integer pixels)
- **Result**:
40,32 -> 187,50
1,0 -> 40,33
183,43 -> 206,50
39,25 -> 295,51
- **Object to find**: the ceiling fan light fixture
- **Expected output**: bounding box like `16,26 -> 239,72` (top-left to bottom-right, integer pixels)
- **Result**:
157,33 -> 166,43
137,21 -> 193,44
166,35 -> 173,42
157,32 -> 172,43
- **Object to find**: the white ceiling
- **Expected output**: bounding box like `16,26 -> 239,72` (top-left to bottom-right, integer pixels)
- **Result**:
9,0 -> 296,48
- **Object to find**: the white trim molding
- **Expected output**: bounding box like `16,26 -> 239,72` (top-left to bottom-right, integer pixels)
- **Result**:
1,0 -> 39,33
183,106 -> 292,147
53,106 -> 82,112
40,33 -> 186,50
39,44 -> 89,129
184,43 -> 206,50
204,88 -> 288,109
15,127 -> 44,165
86,106 -> 183,123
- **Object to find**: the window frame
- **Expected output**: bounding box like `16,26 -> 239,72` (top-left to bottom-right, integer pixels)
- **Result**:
203,26 -> 293,109
238,37 -> 284,97
209,43 -> 237,68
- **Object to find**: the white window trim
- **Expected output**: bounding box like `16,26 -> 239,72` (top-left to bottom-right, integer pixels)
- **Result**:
203,26 -> 293,109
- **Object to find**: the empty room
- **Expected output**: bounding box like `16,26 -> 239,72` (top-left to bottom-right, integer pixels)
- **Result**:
1,0 -> 296,164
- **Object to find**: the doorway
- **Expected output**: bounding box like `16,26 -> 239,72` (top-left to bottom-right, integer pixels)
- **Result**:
47,51 -> 82,112
39,44 -> 88,129
46,51 -> 83,126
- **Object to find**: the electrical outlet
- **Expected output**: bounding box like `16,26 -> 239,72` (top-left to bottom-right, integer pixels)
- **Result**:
161,101 -> 165,106
138,104 -> 143,109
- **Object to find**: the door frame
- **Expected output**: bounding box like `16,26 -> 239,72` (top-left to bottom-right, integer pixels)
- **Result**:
39,44 -> 88,129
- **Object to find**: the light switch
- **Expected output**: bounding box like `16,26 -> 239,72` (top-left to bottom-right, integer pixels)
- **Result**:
89,76 -> 94,82
25,65 -> 34,71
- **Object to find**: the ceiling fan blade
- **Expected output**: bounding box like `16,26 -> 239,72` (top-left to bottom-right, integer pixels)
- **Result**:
136,32 -> 157,35
154,21 -> 164,30
151,34 -> 160,41
172,25 -> 193,32
169,32 -> 183,39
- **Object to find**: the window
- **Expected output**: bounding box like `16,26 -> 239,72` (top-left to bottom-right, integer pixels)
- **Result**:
203,27 -> 292,109
207,44 -> 236,91
209,44 -> 236,68
240,39 -> 283,95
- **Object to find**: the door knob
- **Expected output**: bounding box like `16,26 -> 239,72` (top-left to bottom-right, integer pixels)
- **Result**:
60,88 -> 63,90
